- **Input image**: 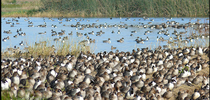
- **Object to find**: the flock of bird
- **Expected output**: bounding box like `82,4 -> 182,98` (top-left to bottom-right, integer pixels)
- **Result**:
2,17 -> 209,52
1,17 -> 209,100
1,45 -> 210,100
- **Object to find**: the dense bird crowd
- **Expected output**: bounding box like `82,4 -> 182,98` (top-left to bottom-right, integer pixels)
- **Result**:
1,46 -> 209,100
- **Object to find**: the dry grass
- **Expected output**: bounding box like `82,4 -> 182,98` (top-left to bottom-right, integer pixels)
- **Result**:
171,66 -> 209,100
1,36 -> 93,59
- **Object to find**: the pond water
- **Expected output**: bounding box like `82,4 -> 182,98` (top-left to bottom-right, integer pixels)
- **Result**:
1,17 -> 209,54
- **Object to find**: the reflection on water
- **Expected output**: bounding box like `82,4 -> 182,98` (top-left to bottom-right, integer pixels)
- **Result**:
1,17 -> 209,54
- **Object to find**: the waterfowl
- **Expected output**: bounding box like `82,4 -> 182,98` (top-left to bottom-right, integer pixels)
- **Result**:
117,38 -> 124,43
111,46 -> 116,50
21,32 -> 26,36
51,24 -> 57,28
192,89 -> 200,100
1,78 -> 10,90
4,30 -> 12,34
19,41 -> 24,46
88,31 -> 94,35
109,93 -> 118,100
28,25 -> 34,27
67,31 -> 73,36
54,37 -> 62,42
117,30 -> 120,34
103,38 -> 111,43
10,23 -> 15,27
58,31 -> 65,36
196,47 -> 203,55
178,89 -> 189,100
192,75 -> 203,85
2,38 -> 7,42
131,30 -> 137,33
76,32 -> 83,37
38,31 -> 46,34
163,88 -> 173,99
34,90 -> 43,99
42,87 -> 53,99
79,39 -> 90,44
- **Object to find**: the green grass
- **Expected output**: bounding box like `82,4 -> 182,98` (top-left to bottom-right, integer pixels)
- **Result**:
37,0 -> 209,17
1,0 -> 209,17
1,90 -> 21,100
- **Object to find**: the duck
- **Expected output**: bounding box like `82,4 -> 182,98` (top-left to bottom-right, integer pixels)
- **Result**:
178,89 -> 189,100
76,32 -> 83,37
68,31 -> 73,36
38,31 -> 46,34
163,88 -> 173,99
1,78 -> 10,90
103,38 -> 111,43
11,72 -> 20,85
117,30 -> 120,34
28,25 -> 34,27
191,89 -> 200,100
34,90 -> 43,100
4,30 -> 12,34
167,80 -> 174,90
53,37 -> 62,42
79,39 -> 90,44
131,30 -> 137,33
196,47 -> 203,55
88,31 -> 94,35
117,38 -> 124,43
58,31 -> 65,36
192,75 -> 203,85
111,46 -> 116,50
2,38 -> 7,42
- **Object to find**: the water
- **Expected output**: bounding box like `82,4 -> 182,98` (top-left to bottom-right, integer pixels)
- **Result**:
1,17 -> 209,54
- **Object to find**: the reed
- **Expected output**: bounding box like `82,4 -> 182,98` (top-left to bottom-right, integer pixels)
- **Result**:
2,0 -> 209,17
37,0 -> 209,17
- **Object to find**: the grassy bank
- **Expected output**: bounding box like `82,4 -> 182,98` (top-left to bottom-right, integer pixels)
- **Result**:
1,36 -> 93,59
1,0 -> 209,17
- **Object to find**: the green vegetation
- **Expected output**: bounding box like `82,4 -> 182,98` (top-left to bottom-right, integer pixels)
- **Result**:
38,0 -> 209,17
1,0 -> 209,17
179,66 -> 189,74
1,90 -> 20,100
